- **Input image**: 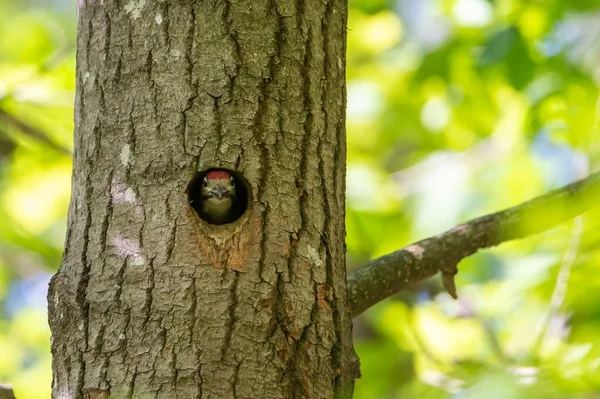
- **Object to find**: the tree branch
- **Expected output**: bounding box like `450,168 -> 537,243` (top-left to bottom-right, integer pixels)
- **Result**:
0,108 -> 72,156
0,384 -> 16,399
348,171 -> 600,318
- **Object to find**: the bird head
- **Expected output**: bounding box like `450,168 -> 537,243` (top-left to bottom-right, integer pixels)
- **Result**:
201,170 -> 236,202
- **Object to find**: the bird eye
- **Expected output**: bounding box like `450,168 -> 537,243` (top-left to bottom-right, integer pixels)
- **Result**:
203,177 -> 208,187
230,177 -> 235,186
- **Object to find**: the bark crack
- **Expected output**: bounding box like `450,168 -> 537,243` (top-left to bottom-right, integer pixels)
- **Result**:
183,4 -> 199,158
221,271 -> 240,362
165,220 -> 177,264
189,278 -> 203,399
223,0 -> 241,101
102,7 -> 111,61
142,257 -> 156,328
100,171 -> 114,274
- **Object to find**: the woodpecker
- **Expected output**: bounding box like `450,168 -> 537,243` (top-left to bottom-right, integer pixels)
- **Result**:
198,170 -> 238,225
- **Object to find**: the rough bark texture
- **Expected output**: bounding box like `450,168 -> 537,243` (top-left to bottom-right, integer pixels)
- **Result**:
48,1 -> 359,398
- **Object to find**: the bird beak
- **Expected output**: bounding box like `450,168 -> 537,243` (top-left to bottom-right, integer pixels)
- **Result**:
211,186 -> 227,199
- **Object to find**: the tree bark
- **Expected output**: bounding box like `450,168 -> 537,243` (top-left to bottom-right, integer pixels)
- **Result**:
48,1 -> 359,398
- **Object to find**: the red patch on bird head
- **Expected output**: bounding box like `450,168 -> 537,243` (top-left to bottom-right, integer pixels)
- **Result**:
205,170 -> 232,180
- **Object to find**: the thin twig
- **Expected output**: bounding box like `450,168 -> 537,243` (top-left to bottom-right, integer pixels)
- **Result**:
531,216 -> 583,358
0,108 -> 72,156
348,171 -> 600,318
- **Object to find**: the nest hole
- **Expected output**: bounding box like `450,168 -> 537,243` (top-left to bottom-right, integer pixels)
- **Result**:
188,168 -> 250,225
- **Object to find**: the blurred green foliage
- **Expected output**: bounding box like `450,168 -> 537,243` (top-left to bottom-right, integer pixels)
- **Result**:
1,0 -> 600,398
0,0 -> 75,397
346,0 -> 600,397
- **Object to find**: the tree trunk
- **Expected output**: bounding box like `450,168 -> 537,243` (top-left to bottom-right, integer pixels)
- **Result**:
48,0 -> 359,398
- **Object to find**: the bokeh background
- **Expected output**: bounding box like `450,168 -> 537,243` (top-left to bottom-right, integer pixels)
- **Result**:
2,0 -> 600,397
